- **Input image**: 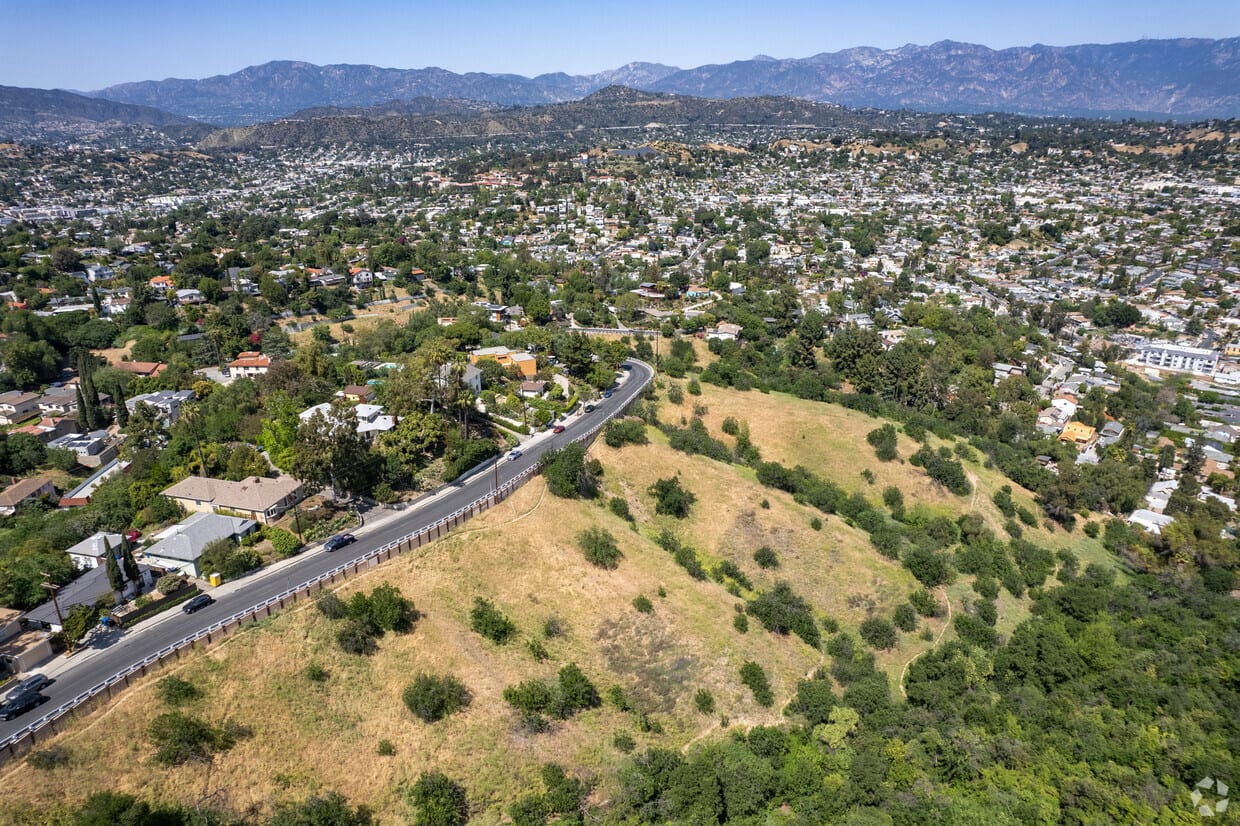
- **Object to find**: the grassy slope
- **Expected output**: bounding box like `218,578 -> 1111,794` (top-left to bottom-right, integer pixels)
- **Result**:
0,385 -> 1116,822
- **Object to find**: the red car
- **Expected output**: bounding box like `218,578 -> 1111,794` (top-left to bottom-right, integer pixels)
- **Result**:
552,425 -> 565,434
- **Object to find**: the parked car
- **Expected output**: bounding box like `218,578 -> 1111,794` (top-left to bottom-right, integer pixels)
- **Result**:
0,691 -> 46,721
4,673 -> 49,702
507,449 -> 523,461
584,404 -> 596,413
552,425 -> 565,434
324,533 -> 356,552
181,593 -> 214,614
603,390 -> 613,398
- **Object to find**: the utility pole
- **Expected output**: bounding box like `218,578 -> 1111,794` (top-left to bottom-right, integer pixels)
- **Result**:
40,576 -> 64,630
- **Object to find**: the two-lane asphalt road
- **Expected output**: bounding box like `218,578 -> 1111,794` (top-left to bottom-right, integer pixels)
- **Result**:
0,359 -> 653,747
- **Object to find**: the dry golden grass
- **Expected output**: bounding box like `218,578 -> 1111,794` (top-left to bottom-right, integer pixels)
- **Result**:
0,385 -> 1110,821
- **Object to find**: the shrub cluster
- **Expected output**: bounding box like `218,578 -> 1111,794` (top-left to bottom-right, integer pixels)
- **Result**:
502,663 -> 601,727
403,674 -> 471,723
746,582 -> 821,648
316,584 -> 417,655
649,475 -> 696,518
655,529 -> 706,580
739,661 -> 774,707
866,424 -> 899,461
603,418 -> 649,448
470,597 -> 517,644
910,445 -> 972,496
578,527 -> 622,569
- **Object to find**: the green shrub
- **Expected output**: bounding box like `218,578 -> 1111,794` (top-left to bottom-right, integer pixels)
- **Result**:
694,688 -> 716,714
747,582 -> 820,648
155,676 -> 201,706
721,417 -> 740,436
733,613 -> 749,633
608,496 -> 633,521
146,712 -> 242,766
866,424 -> 899,462
603,418 -> 648,448
686,379 -> 701,395
909,587 -> 943,617
893,603 -> 918,632
304,662 -> 329,682
714,559 -> 753,590
266,527 -> 303,558
632,594 -> 653,613
753,546 -> 779,569
666,384 -> 684,404
740,661 -> 774,707
859,617 -> 897,650
502,663 -> 600,721
540,443 -> 598,499
810,517 -> 823,531
649,475 -> 696,518
156,574 -> 184,594
613,732 -> 636,753
578,527 -> 622,569
376,739 -> 395,756
403,674 -> 471,723
470,597 -> 516,644
407,771 -> 469,826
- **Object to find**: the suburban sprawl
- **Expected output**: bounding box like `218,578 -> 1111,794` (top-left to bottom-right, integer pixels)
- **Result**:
0,111 -> 1238,824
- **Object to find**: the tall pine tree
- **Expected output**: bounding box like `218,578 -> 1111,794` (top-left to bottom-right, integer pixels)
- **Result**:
103,537 -> 125,595
76,352 -> 104,430
114,382 -> 129,427
121,537 -> 141,587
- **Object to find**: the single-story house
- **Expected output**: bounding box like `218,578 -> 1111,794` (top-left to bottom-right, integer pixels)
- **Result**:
0,391 -> 40,425
112,360 -> 168,378
1129,509 -> 1175,536
161,475 -> 305,525
21,562 -> 152,632
140,512 -> 257,577
65,531 -> 125,571
0,606 -> 54,676
0,477 -> 57,516
341,384 -> 376,403
1097,421 -> 1126,448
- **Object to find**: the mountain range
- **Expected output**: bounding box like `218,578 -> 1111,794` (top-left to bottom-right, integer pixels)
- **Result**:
0,85 -> 214,145
88,38 -> 1240,125
195,86 -> 923,150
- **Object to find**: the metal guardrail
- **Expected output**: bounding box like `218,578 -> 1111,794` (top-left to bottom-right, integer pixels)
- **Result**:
0,361 -> 651,763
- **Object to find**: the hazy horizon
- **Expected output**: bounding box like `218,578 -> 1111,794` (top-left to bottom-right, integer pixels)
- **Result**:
3,0 -> 1237,92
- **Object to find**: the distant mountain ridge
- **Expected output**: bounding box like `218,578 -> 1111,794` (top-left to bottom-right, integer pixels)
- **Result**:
195,86 -> 927,150
88,38 -> 1240,125
0,85 -> 213,144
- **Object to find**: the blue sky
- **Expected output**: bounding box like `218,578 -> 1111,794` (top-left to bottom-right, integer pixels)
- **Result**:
4,0 -> 1237,90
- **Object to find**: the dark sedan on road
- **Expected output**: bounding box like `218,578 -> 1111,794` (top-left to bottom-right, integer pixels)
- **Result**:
0,691 -> 47,721
324,533 -> 356,552
181,593 -> 214,614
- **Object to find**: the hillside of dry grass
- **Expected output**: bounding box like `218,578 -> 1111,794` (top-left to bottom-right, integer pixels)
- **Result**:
0,385 -> 1112,823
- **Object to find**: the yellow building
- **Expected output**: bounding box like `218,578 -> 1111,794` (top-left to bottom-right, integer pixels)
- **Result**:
468,346 -> 538,378
1058,421 -> 1097,448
